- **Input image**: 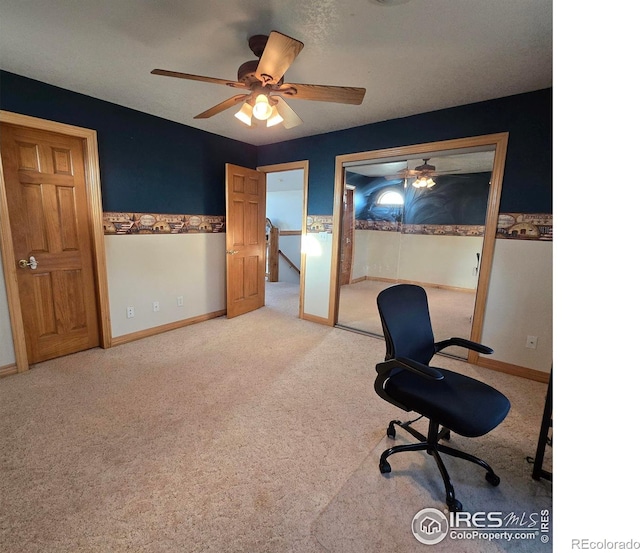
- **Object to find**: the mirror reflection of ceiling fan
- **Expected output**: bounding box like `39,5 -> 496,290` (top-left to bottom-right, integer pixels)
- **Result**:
151,30 -> 366,129
389,159 -> 464,189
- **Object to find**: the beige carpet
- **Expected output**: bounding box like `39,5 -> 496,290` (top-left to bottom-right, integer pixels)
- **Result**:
337,280 -> 477,358
312,359 -> 553,552
0,282 -> 551,552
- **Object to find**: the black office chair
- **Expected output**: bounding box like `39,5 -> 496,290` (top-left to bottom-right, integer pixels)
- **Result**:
375,284 -> 511,512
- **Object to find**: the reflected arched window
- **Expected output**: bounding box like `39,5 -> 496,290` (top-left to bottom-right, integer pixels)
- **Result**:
376,190 -> 404,206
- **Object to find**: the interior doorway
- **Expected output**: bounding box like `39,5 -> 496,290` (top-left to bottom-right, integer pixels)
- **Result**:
258,161 -> 308,319
330,133 -> 509,363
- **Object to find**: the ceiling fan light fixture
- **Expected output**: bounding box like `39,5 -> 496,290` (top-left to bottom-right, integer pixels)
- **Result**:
234,101 -> 253,126
252,94 -> 273,120
152,30 -> 365,128
412,176 -> 436,189
266,105 -> 284,127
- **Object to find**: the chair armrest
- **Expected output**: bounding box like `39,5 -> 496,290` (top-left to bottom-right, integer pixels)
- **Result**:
435,337 -> 494,355
376,357 -> 444,381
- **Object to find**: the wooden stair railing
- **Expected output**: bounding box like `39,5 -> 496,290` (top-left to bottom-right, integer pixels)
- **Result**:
278,250 -> 300,274
267,225 -> 279,282
266,221 -> 301,282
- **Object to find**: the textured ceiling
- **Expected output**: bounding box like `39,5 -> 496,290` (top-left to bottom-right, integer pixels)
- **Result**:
0,0 -> 552,146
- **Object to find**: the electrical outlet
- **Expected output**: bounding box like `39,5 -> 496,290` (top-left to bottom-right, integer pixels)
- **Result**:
177,296 -> 184,307
153,301 -> 160,312
526,335 -> 538,349
127,306 -> 135,318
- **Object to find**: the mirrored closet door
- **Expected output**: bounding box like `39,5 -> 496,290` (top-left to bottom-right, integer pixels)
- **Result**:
336,143 -> 497,359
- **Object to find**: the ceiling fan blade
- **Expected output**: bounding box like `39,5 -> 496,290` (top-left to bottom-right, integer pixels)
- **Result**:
272,97 -> 302,129
430,170 -> 463,176
276,82 -> 366,105
151,69 -> 248,90
255,31 -> 304,85
384,169 -> 420,179
194,94 -> 248,119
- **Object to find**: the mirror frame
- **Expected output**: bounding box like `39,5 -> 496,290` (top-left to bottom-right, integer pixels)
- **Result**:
329,132 -> 509,364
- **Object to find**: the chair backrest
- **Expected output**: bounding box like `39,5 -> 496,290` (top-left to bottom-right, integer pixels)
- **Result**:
377,284 -> 437,364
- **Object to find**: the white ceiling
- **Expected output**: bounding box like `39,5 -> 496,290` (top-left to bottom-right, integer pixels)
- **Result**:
0,0 -> 552,147
346,149 -> 496,178
266,169 -> 304,192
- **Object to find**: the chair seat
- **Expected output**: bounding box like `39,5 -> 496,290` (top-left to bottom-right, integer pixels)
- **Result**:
384,367 -> 511,438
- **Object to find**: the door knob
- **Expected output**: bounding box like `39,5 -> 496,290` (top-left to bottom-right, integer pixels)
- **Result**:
226,250 -> 239,255
18,256 -> 38,270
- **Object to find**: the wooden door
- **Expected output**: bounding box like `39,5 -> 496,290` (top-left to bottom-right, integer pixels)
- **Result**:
0,124 -> 99,363
340,187 -> 354,286
225,164 -> 266,318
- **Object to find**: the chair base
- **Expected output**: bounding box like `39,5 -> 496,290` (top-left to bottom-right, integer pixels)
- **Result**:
379,418 -> 501,512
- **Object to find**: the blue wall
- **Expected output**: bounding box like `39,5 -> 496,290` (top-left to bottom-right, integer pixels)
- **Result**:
1,71 -> 551,218
0,71 -> 257,215
349,172 -> 492,225
258,89 -> 552,215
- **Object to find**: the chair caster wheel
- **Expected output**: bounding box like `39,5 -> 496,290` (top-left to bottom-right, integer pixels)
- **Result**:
386,423 -> 396,439
379,460 -> 392,474
485,472 -> 500,486
447,499 -> 463,512
437,427 -> 451,441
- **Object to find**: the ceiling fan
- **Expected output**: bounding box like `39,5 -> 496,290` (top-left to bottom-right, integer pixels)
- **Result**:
151,30 -> 366,129
389,159 -> 463,189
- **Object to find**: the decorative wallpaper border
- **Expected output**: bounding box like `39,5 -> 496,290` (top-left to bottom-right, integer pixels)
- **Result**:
354,213 -> 552,240
103,212 -> 225,235
306,215 -> 334,233
104,212 -> 552,241
497,213 -> 552,240
355,220 -> 486,237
